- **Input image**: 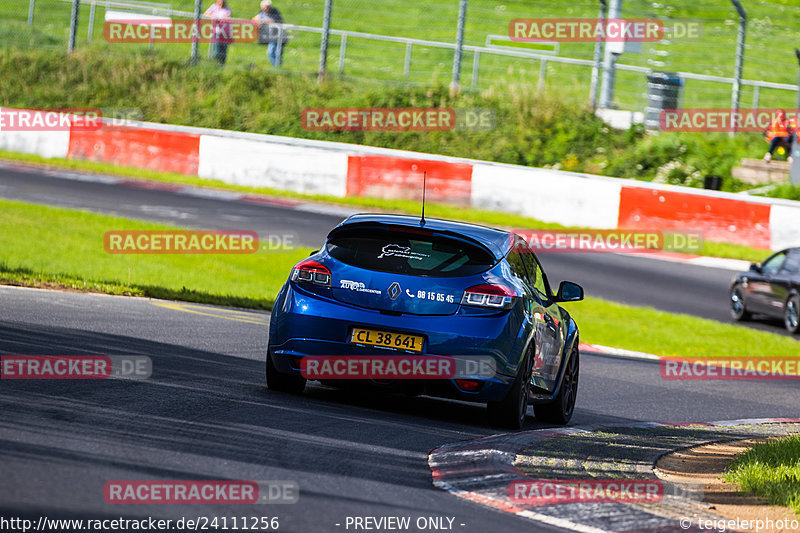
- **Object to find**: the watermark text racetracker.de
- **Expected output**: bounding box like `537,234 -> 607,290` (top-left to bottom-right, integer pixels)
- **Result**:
661,357 -> 800,380
659,108 -> 800,132
300,355 -> 496,380
509,478 -> 702,506
301,107 -> 495,132
0,107 -> 145,131
0,107 -> 101,132
1,515 -> 281,532
510,18 -> 662,42
104,480 -> 298,504
104,18 -> 259,44
509,479 -> 664,505
508,18 -> 702,42
103,230 -> 297,254
1,355 -> 151,380
513,229 -> 704,253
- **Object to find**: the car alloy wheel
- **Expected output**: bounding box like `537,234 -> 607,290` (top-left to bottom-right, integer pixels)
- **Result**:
785,295 -> 800,334
487,346 -> 533,430
516,353 -> 533,426
730,285 -> 751,321
534,345 -> 579,425
559,348 -> 579,420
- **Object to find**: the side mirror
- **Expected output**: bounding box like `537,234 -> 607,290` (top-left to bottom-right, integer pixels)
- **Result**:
555,281 -> 584,303
749,263 -> 761,273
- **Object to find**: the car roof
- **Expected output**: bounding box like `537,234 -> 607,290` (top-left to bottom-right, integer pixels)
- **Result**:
769,247 -> 800,257
332,214 -> 513,259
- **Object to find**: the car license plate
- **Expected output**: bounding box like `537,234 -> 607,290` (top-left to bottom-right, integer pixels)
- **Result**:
349,328 -> 424,353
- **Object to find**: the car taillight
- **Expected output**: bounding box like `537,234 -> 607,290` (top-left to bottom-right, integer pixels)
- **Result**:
455,379 -> 482,392
461,284 -> 516,309
291,259 -> 331,287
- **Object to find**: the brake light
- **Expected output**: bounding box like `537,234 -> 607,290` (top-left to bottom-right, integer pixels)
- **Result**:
455,379 -> 482,392
291,259 -> 331,287
461,284 -> 516,309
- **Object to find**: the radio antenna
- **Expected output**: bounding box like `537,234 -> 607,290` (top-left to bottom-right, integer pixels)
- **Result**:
420,170 -> 427,226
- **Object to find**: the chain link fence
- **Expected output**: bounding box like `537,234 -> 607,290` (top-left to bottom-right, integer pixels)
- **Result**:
6,0 -> 800,114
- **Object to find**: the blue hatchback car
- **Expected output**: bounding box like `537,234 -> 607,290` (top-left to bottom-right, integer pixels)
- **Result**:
267,214 -> 584,428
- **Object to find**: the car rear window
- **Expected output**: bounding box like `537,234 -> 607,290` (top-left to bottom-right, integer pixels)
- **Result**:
781,251 -> 800,275
326,227 -> 496,277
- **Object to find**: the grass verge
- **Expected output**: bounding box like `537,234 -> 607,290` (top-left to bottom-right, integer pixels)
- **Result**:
0,150 -> 771,263
561,298 -> 799,358
0,198 -> 312,310
725,436 -> 800,516
0,47 -> 773,190
2,198 -> 798,356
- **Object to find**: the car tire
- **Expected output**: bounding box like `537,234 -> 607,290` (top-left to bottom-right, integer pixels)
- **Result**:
534,345 -> 579,425
266,351 -> 306,394
730,284 -> 752,321
785,294 -> 800,334
487,347 -> 533,430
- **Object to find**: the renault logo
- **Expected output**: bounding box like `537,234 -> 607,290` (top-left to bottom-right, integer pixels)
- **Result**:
388,282 -> 401,300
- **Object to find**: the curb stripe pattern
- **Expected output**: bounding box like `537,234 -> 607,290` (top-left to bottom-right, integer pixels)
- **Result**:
428,418 -> 800,532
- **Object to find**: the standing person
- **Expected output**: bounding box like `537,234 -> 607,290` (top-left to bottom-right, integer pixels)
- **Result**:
205,0 -> 232,65
763,109 -> 797,162
252,0 -> 287,67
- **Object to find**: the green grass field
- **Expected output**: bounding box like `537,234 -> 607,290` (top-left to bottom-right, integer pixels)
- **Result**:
726,436 -> 800,516
2,197 -> 798,357
561,298 -> 800,358
0,198 -> 312,309
2,47 -> 777,191
0,149 -> 773,263
4,0 -> 800,109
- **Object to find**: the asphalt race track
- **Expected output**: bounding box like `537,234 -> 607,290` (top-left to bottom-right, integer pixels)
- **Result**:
1,162 -> 799,532
0,161 -> 790,336
1,286 -> 798,533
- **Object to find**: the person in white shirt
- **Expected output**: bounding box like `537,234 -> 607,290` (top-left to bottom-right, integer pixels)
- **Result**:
204,0 -> 232,64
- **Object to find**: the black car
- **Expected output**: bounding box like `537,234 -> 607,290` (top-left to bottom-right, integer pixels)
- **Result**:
730,247 -> 800,334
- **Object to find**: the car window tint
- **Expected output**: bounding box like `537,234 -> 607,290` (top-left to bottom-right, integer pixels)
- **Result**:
518,243 -> 549,298
327,227 -> 496,277
506,249 -> 529,285
780,251 -> 800,275
762,252 -> 786,275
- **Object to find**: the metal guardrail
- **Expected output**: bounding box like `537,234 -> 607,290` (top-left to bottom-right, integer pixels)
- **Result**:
56,0 -> 173,15
484,35 -> 559,56
52,0 -> 799,107
282,24 -> 798,103
56,0 -> 174,42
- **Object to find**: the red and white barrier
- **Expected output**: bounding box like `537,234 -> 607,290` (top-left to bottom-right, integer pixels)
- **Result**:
69,125 -> 201,175
198,134 -> 348,196
472,163 -> 622,229
0,109 -> 70,159
1,107 -> 799,251
770,204 -> 800,251
347,155 -> 472,204
617,183 -> 772,249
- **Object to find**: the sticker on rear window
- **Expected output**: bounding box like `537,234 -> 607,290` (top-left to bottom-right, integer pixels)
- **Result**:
339,280 -> 382,294
378,244 -> 430,261
408,289 -> 455,303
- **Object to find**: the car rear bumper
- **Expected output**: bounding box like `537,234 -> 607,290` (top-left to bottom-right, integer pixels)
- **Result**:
269,343 -> 514,402
268,284 -> 521,402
